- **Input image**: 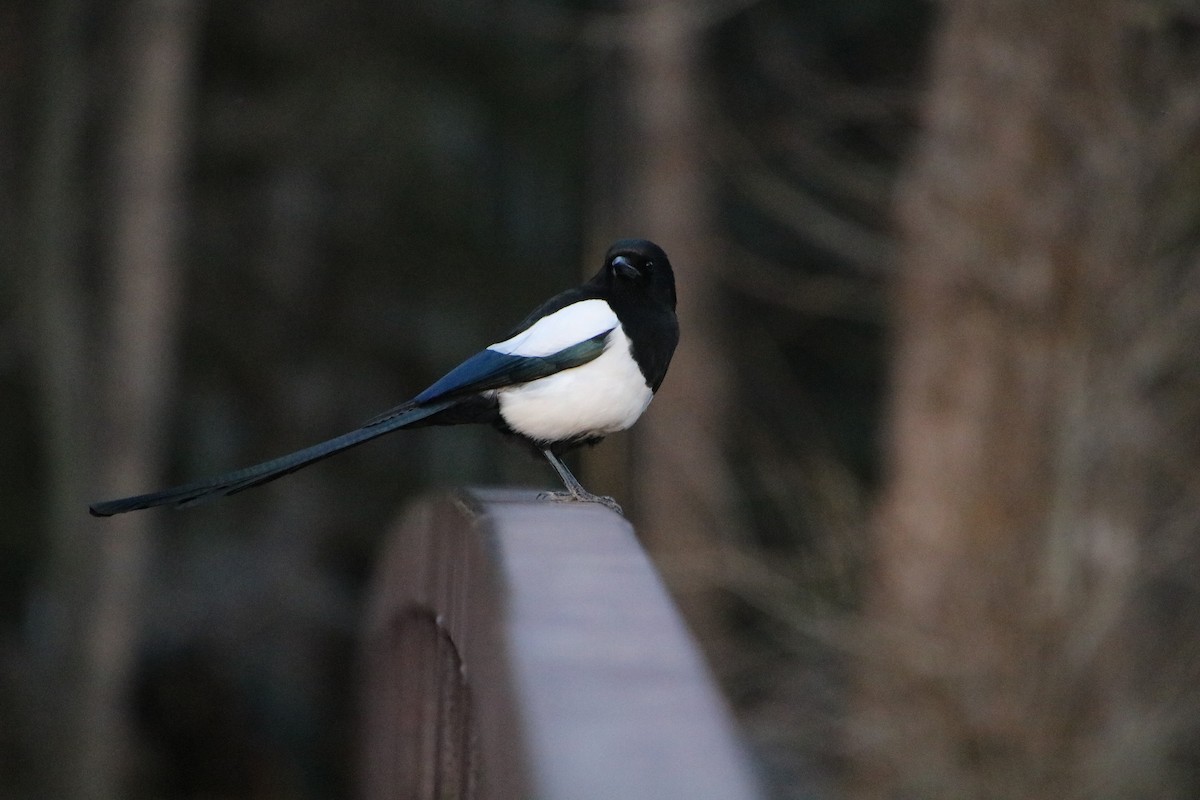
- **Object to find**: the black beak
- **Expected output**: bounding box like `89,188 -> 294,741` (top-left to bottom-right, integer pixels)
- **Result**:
612,255 -> 639,280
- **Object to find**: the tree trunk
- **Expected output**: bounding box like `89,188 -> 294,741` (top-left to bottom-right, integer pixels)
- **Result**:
598,0 -> 736,650
77,2 -> 201,798
852,1 -> 1200,797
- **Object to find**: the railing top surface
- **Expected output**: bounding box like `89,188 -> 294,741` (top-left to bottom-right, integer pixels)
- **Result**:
364,489 -> 764,800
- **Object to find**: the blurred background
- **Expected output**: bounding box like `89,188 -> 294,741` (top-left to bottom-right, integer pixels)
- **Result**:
6,0 -> 1200,798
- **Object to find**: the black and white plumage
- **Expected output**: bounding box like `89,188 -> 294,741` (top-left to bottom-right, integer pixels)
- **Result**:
89,239 -> 678,517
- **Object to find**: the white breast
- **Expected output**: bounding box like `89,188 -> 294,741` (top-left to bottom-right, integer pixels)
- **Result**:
495,326 -> 653,444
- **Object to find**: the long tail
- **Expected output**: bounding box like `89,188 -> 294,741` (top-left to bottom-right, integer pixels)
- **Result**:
88,399 -> 457,517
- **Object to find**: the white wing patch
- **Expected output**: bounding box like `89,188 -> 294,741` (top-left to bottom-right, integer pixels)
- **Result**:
488,298 -> 618,358
495,326 -> 654,444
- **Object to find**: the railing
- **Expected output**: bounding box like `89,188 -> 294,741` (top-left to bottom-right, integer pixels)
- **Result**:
360,489 -> 763,800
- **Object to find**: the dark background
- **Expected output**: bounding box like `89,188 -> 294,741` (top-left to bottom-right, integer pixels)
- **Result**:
4,2 -> 925,796
10,1 -> 1200,799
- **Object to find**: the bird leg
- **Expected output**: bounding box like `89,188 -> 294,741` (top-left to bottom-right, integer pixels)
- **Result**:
538,449 -> 624,515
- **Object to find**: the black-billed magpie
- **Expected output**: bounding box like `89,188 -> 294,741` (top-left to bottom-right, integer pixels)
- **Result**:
89,239 -> 678,517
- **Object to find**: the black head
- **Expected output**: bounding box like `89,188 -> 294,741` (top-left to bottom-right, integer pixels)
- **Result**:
597,239 -> 676,311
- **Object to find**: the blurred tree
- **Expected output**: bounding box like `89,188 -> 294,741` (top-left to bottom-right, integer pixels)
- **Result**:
613,0 -> 739,653
25,1 -> 202,798
83,5 -> 201,799
852,1 -> 1200,797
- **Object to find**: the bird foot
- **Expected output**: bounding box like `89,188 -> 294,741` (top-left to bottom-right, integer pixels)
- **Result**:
537,490 -> 624,516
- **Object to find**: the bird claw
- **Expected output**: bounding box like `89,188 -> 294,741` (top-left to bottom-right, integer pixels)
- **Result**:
537,490 -> 624,516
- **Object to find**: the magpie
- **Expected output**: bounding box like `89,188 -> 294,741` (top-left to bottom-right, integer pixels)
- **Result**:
88,239 -> 678,517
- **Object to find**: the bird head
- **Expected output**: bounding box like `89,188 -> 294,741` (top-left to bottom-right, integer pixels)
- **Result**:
601,239 -> 676,311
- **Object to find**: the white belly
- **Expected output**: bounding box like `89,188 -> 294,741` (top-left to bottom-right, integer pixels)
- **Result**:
495,327 -> 653,444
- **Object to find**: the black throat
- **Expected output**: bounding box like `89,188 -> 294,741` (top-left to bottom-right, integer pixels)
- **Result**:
603,285 -> 679,393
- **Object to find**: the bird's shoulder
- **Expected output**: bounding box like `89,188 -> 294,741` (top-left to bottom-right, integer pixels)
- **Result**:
500,284 -> 605,340
409,288 -> 614,407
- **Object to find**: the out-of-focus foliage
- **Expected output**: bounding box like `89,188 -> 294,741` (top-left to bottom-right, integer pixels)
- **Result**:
709,3 -> 929,793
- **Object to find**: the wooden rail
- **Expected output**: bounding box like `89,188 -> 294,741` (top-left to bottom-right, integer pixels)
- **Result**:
360,489 -> 763,800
